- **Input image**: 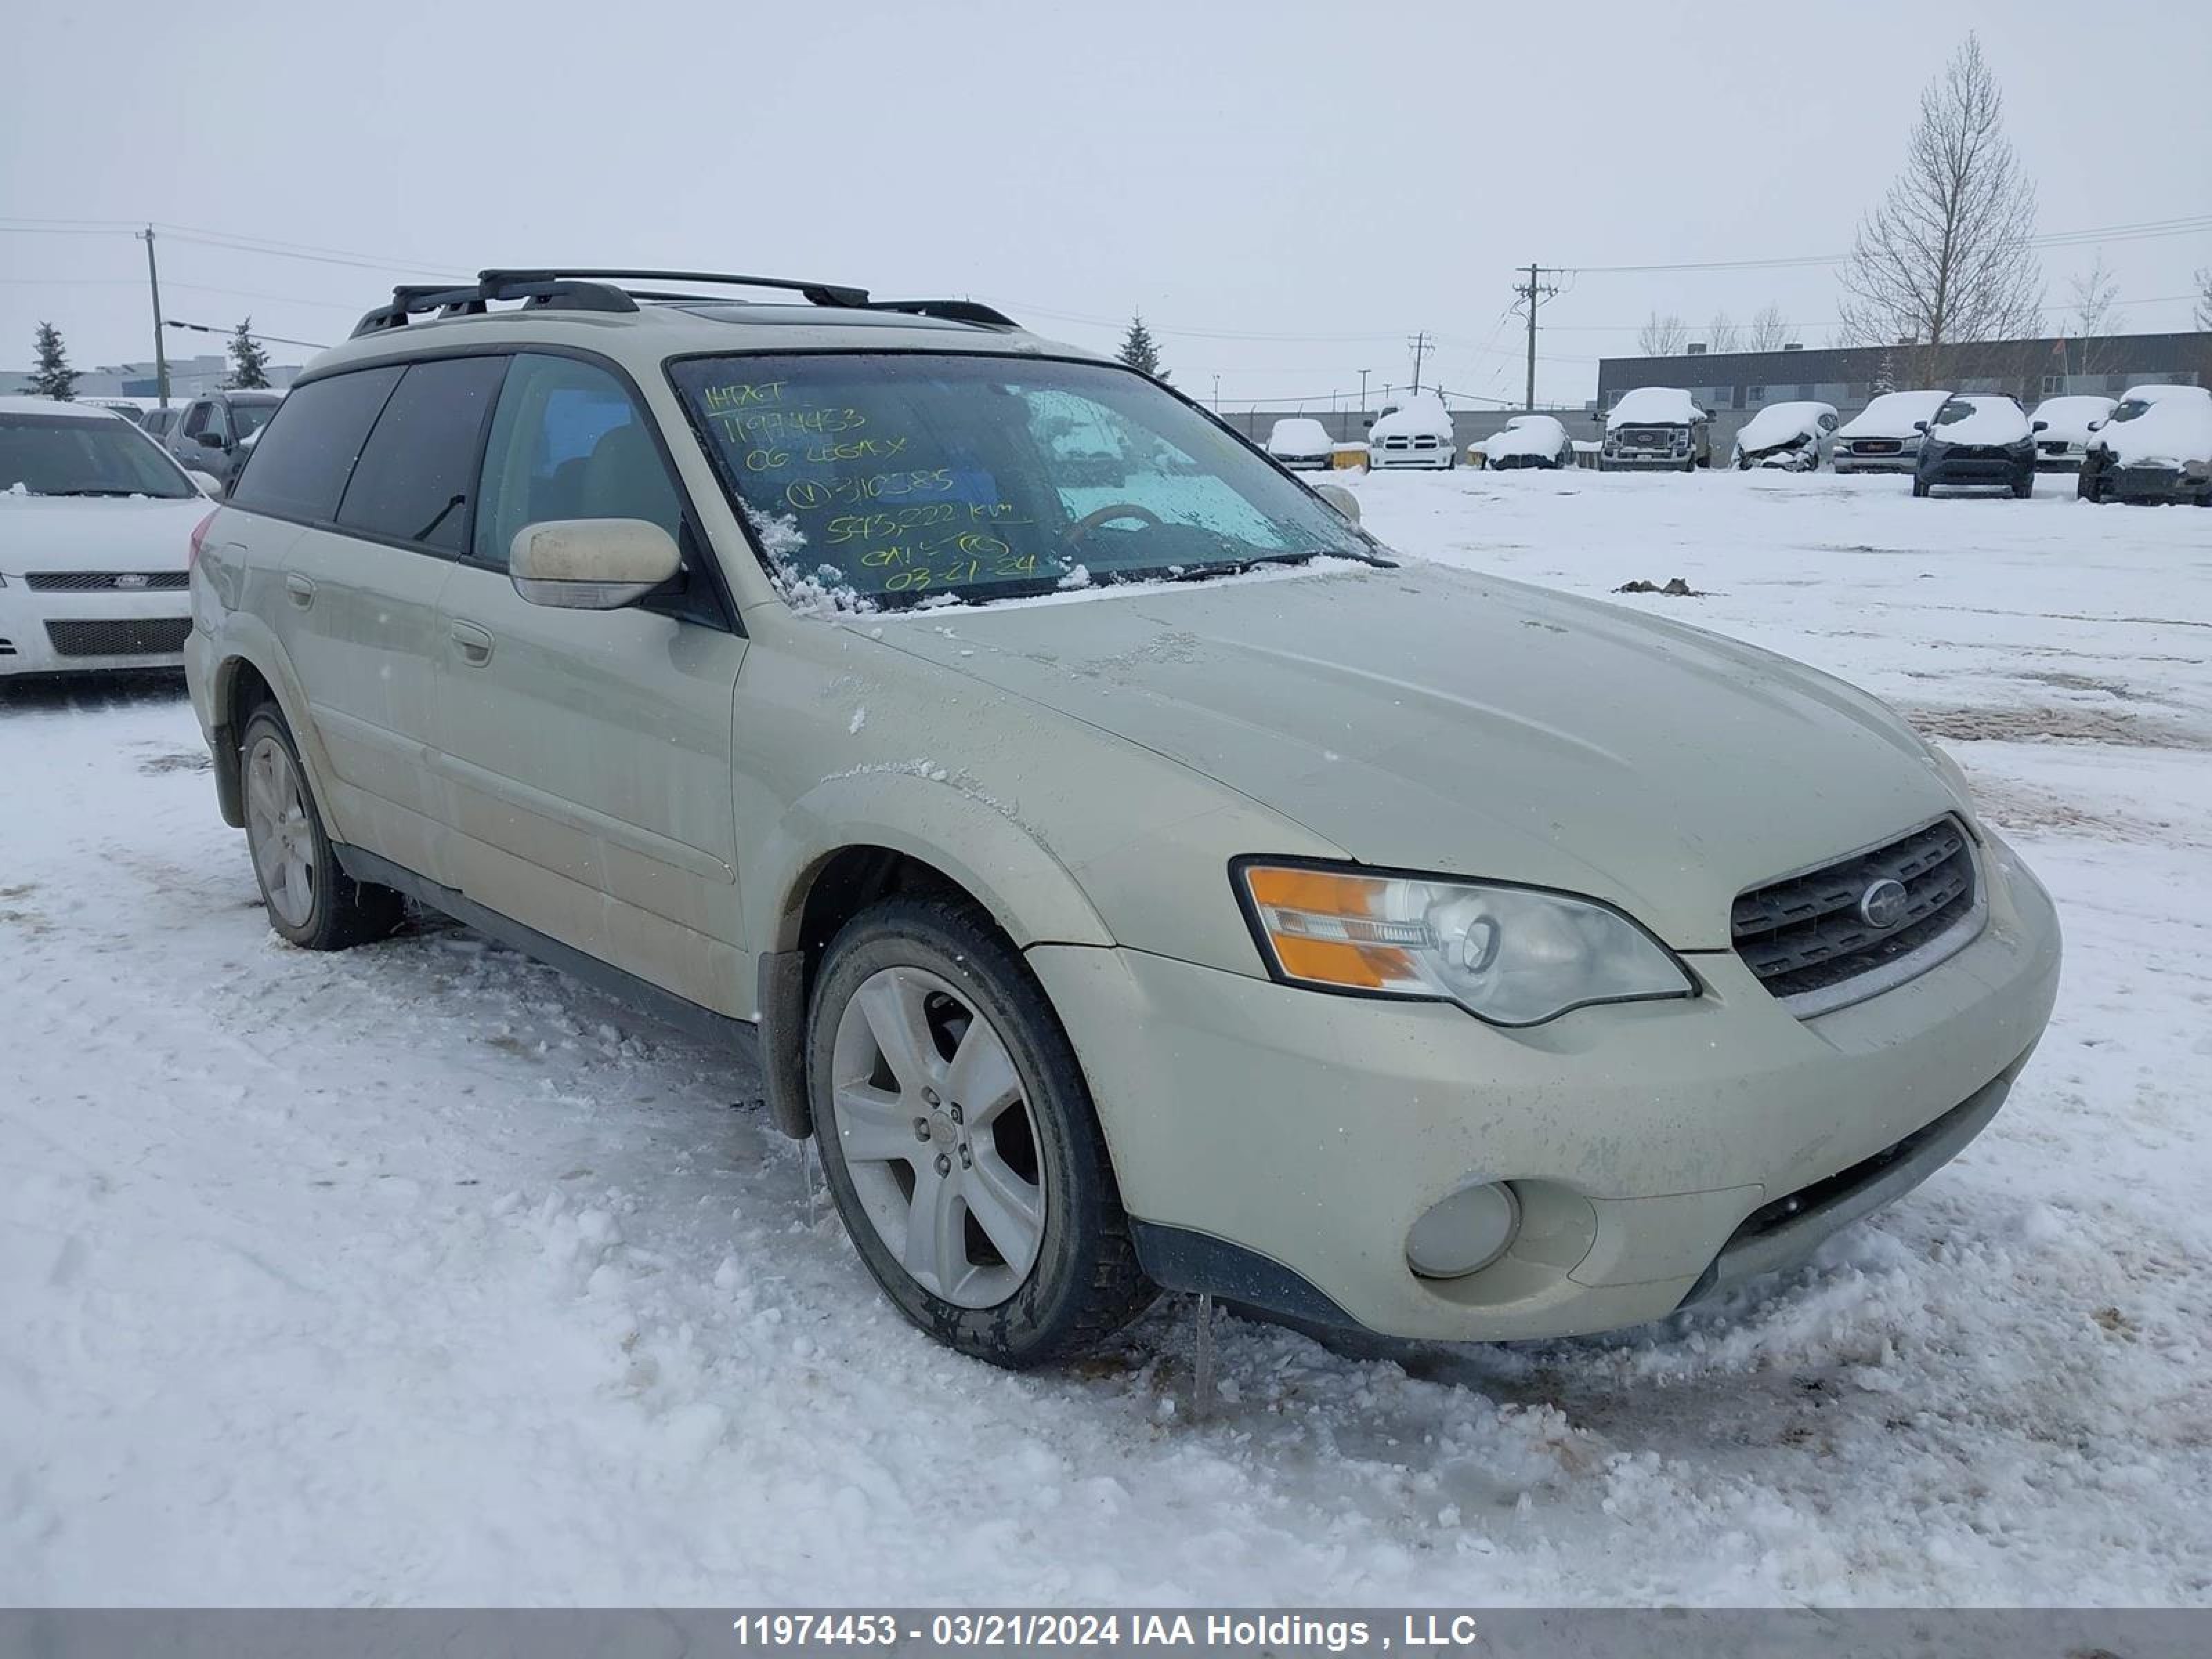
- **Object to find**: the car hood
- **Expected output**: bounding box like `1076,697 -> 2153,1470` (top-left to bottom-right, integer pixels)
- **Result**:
0,494 -> 206,574
863,561 -> 1957,948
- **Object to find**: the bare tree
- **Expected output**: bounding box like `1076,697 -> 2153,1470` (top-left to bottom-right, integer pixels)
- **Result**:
1838,34 -> 2043,360
1706,312 -> 1741,354
1745,304 -> 1790,352
1638,312 -> 1689,356
2061,255 -> 2123,378
2195,267 -> 2211,330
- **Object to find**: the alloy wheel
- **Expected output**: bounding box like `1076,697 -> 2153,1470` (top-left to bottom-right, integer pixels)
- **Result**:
245,734 -> 315,928
826,964 -> 1049,1309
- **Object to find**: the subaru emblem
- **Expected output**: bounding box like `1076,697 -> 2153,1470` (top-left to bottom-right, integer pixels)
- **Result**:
1858,878 -> 1909,930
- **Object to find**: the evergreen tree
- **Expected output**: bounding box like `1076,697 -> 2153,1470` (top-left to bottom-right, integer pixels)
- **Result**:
227,317 -> 274,390
1116,311 -> 1166,380
28,321 -> 77,400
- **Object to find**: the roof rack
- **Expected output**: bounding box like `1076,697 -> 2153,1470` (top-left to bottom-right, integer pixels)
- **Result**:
350,268 -> 1019,339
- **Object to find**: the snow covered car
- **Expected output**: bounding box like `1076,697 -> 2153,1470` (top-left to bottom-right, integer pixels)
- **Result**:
1600,387 -> 1712,472
182,267 -> 2060,1367
2027,393 -> 2116,471
1730,401 -> 1838,471
1911,394 -> 2040,498
1265,417 -> 1333,471
1366,391 -> 1456,470
1,397 -> 218,678
1831,389 -> 1951,474
2075,384 -> 2212,506
1480,415 -> 1575,470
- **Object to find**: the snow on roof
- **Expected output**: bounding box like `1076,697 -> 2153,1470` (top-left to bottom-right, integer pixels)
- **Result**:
2095,384 -> 2212,468
0,395 -> 128,422
1734,400 -> 1834,451
1266,418 -> 1332,453
1837,389 -> 1950,439
1482,415 -> 1568,460
1369,392 -> 1452,441
1929,395 -> 2030,447
2027,394 -> 2116,446
1606,386 -> 1701,429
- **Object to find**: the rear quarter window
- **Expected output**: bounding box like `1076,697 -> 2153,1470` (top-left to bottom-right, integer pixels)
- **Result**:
227,366 -> 403,523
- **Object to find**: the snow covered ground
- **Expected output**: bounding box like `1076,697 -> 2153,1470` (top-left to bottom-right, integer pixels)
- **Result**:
4,468 -> 2209,1606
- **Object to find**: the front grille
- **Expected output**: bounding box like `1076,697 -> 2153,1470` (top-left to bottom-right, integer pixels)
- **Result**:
1852,438 -> 1902,456
1732,818 -> 1978,1011
1617,426 -> 1675,448
1939,445 -> 2014,463
2039,441 -> 2070,456
24,570 -> 189,592
43,617 -> 193,658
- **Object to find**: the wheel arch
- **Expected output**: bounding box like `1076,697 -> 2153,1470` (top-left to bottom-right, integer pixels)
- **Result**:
748,776 -> 1116,1141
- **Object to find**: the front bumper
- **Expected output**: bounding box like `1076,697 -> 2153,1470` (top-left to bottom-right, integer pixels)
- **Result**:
0,581 -> 191,677
1832,447 -> 1916,474
1599,451 -> 1693,471
1032,831 -> 2060,1341
1369,449 -> 1453,470
1922,453 -> 2028,489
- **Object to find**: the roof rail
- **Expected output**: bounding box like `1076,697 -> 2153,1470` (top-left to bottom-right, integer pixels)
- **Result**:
348,269 -> 1020,339
351,272 -> 637,337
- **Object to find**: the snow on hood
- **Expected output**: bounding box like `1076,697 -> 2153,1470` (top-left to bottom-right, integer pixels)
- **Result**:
1734,401 -> 1833,453
2027,395 -> 2115,447
1369,393 -> 1452,441
0,494 -> 207,575
1483,415 -> 1568,460
2093,384 -> 2212,469
1266,418 -> 1332,455
1837,390 -> 1949,440
1606,387 -> 1701,430
1927,396 -> 2030,447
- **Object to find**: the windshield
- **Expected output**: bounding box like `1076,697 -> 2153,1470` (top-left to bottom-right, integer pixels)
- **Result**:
1934,397 -> 2013,426
0,411 -> 194,498
670,353 -> 1379,608
229,400 -> 279,440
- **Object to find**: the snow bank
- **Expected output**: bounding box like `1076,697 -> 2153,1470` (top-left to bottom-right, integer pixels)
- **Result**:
1606,386 -> 1701,429
1929,396 -> 2031,446
2094,385 -> 2212,469
1837,389 -> 1949,440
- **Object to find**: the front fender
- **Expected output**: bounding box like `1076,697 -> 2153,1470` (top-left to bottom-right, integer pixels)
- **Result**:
748,766 -> 1117,961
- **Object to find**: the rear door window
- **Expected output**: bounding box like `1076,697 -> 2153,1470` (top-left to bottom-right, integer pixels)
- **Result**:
227,366 -> 403,524
335,356 -> 509,553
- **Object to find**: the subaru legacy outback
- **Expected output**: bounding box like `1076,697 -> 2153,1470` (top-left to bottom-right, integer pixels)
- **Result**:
184,269 -> 2061,1367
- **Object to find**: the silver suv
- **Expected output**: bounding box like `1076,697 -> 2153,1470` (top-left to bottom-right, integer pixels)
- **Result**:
184,268 -> 2061,1367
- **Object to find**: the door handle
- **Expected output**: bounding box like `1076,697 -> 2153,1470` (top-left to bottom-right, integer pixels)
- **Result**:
285,572 -> 315,608
449,619 -> 495,666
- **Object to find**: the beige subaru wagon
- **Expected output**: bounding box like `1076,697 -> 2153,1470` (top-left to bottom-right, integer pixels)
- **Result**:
184,269 -> 2061,1367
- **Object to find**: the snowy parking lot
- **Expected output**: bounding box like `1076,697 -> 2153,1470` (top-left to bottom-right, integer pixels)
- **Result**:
3,468 -> 2208,1606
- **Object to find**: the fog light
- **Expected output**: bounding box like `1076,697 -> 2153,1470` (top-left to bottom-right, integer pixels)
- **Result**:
1405,1180 -> 1521,1280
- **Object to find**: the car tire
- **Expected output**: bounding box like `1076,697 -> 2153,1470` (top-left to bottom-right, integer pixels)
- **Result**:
2012,474 -> 2034,499
805,897 -> 1156,1367
238,708 -> 404,950
1912,476 -> 1930,498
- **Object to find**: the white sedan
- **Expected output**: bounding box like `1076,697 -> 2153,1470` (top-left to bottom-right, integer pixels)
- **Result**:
1,397 -> 217,679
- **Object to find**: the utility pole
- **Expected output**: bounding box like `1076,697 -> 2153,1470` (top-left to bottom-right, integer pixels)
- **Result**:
1407,332 -> 1433,395
136,225 -> 171,407
1512,263 -> 1562,412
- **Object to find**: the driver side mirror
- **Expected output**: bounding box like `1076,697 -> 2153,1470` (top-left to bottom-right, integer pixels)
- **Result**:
1912,420 -> 1930,433
1313,482 -> 1361,524
510,518 -> 681,610
195,430 -> 227,450
2032,420 -> 2049,433
2087,419 -> 2104,432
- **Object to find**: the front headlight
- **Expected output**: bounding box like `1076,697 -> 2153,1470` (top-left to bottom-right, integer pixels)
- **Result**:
1234,861 -> 1694,1027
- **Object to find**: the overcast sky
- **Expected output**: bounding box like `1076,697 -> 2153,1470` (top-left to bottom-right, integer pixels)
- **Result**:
4,0 -> 2206,410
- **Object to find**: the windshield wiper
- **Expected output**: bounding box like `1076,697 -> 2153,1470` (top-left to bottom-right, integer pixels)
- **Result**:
46,487 -> 149,498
